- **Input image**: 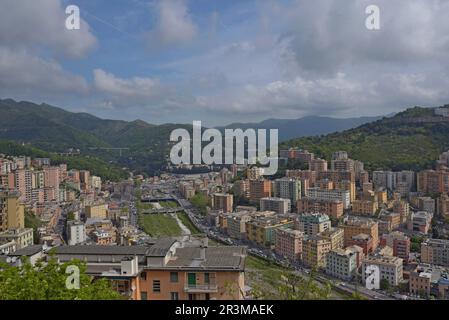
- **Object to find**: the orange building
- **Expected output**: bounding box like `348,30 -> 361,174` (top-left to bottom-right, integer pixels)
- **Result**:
249,179 -> 272,202
297,198 -> 343,219
54,239 -> 246,300
341,218 -> 379,250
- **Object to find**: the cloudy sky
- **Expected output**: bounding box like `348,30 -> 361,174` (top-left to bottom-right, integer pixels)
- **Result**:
1,0 -> 449,126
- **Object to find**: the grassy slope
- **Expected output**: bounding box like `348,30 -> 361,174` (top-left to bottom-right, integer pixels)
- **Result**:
139,213 -> 182,237
176,212 -> 201,234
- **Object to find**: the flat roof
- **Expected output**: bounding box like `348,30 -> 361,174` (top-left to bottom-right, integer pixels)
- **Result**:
164,246 -> 246,271
9,245 -> 43,257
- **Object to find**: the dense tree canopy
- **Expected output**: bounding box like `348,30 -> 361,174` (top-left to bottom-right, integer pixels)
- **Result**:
0,257 -> 122,300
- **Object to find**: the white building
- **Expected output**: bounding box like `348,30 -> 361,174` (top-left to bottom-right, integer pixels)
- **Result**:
260,197 -> 291,214
373,171 -> 394,191
326,248 -> 357,281
307,188 -> 351,209
67,221 -> 86,245
362,255 -> 403,287
274,178 -> 301,205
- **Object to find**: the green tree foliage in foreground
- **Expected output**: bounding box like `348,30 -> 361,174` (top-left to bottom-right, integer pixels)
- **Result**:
0,257 -> 122,300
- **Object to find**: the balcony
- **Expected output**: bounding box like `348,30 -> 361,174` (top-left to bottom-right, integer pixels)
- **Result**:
184,283 -> 218,293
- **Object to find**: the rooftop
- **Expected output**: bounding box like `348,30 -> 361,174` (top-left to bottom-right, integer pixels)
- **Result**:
9,245 -> 43,257
164,246 -> 246,271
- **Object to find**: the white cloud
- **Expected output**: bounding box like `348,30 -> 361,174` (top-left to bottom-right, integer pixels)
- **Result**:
148,0 -> 197,47
93,69 -> 162,97
0,0 -> 97,58
93,68 -> 195,111
0,48 -> 88,95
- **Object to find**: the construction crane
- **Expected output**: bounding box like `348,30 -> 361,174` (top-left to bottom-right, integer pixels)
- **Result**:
88,147 -> 130,156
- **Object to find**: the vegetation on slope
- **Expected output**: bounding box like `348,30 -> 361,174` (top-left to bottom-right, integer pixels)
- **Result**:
282,108 -> 449,171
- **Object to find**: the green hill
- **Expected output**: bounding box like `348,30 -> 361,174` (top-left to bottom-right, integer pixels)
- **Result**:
0,99 -> 190,175
282,106 -> 449,171
2,98 -> 448,175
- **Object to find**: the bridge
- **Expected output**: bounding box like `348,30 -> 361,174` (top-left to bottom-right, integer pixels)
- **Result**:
141,196 -> 177,203
88,147 -> 130,156
141,207 -> 184,214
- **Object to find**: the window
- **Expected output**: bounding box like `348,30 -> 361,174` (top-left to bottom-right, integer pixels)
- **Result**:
153,280 -> 161,293
141,291 -> 148,300
170,292 -> 179,300
204,273 -> 210,284
170,272 -> 179,283
188,294 -> 197,300
140,272 -> 147,280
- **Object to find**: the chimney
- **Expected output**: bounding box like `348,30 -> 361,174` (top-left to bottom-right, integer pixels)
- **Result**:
199,246 -> 206,260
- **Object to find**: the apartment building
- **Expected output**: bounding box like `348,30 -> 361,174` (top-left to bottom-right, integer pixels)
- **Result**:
274,178 -> 301,204
297,212 -> 331,236
373,171 -> 394,191
319,227 -> 344,250
407,211 -> 432,234
0,228 -> 33,249
421,239 -> 449,267
438,193 -> 449,218
233,179 -> 250,198
260,197 -> 291,214
362,254 -> 403,287
280,149 -> 314,162
380,231 -> 410,262
85,204 -> 108,219
409,265 -> 449,298
297,197 -> 343,219
246,216 -> 293,247
212,193 -> 234,213
351,199 -> 378,216
14,169 -> 32,202
307,187 -> 350,209
226,212 -> 252,240
417,170 -> 449,194
286,170 -> 317,186
346,233 -> 374,255
341,218 -> 379,250
249,179 -> 272,202
309,158 -> 328,173
246,167 -> 262,180
302,236 -> 332,268
0,190 -> 24,232
392,199 -> 410,223
67,221 -> 86,245
326,248 -> 357,281
379,211 -> 401,232
275,228 -> 304,262
54,238 -> 246,300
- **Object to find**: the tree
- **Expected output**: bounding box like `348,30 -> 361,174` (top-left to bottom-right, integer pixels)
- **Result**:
0,257 -> 122,300
380,279 -> 390,291
24,211 -> 42,244
250,269 -> 332,300
67,212 -> 76,221
190,193 -> 209,215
